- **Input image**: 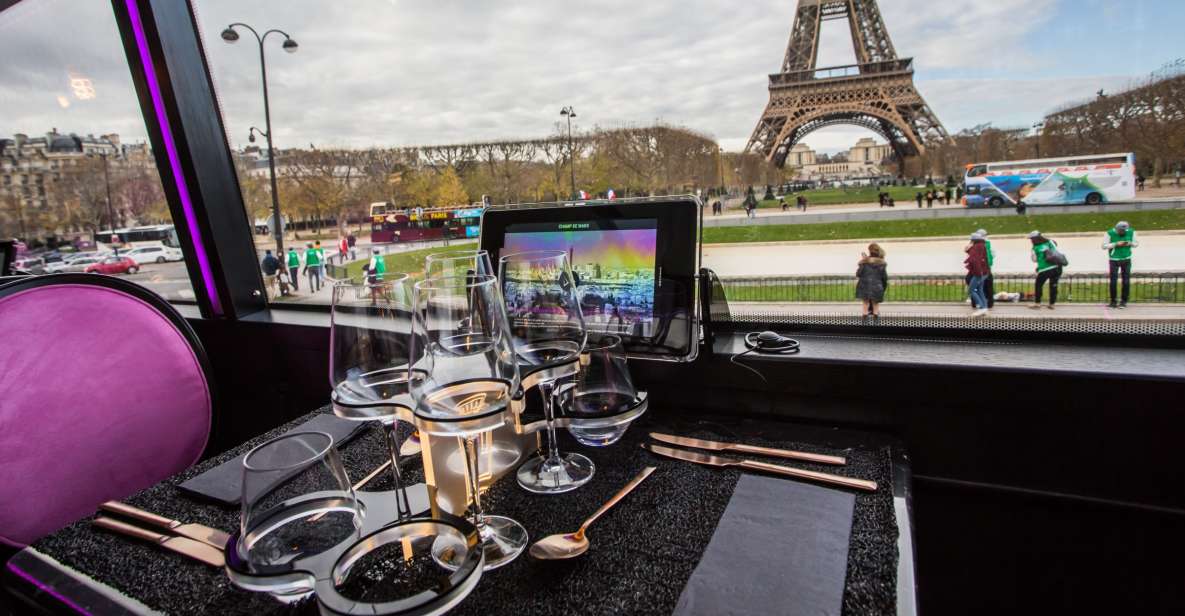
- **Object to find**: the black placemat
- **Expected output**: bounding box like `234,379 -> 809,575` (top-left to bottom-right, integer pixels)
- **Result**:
177,414 -> 369,506
28,408 -> 900,616
672,474 -> 855,616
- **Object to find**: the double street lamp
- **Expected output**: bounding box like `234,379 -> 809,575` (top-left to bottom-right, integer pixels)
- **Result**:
560,106 -> 577,199
221,22 -> 298,255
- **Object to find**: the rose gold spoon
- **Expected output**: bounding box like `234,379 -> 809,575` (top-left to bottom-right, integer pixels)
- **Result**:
528,466 -> 656,560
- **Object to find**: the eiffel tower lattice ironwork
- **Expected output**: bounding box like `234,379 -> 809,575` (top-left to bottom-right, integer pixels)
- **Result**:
745,0 -> 950,168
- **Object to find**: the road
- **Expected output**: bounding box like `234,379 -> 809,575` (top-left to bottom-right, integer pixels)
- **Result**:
703,231 -> 1185,276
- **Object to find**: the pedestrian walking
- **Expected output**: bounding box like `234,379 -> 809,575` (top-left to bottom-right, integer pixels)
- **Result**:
286,246 -> 300,292
1029,231 -> 1065,310
855,243 -> 888,320
926,190 -> 934,208
916,192 -> 923,208
780,197 -> 788,212
965,232 -> 990,317
797,195 -> 808,211
979,228 -> 995,308
367,247 -> 385,283
314,240 -> 326,280
878,192 -> 887,208
260,249 -> 280,299
1102,220 -> 1138,308
347,233 -> 357,260
945,187 -> 953,204
339,236 -> 349,264
303,242 -> 322,292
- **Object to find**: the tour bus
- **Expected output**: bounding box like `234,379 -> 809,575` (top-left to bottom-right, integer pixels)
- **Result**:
963,152 -> 1136,208
94,224 -> 181,248
369,202 -> 483,243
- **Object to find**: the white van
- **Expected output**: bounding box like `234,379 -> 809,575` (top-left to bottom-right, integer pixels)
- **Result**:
122,245 -> 184,265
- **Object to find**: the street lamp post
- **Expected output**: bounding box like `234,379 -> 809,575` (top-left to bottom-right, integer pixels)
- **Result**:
1032,122 -> 1045,158
560,106 -> 577,198
222,22 -> 298,255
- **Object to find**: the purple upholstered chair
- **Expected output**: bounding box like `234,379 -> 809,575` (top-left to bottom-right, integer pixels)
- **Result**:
0,274 -> 212,547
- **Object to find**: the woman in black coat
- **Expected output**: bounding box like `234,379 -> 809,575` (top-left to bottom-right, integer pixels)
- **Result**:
856,243 -> 888,319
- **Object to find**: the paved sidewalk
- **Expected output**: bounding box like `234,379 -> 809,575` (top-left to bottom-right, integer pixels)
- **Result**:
727,301 -> 1185,321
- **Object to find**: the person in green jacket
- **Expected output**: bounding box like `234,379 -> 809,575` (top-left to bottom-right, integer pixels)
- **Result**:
303,242 -> 322,292
1028,231 -> 1063,310
285,246 -> 300,292
367,248 -> 385,283
1102,220 -> 1138,308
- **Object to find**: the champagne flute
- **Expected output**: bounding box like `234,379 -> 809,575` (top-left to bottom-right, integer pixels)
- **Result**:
410,274 -> 527,570
499,250 -> 590,494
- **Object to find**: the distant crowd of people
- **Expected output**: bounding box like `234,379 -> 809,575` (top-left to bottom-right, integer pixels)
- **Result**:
258,233 -> 359,298
855,220 -> 1139,319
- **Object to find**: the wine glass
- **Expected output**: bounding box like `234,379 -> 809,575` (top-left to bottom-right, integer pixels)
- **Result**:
400,250 -> 497,458
236,431 -> 361,599
565,333 -> 639,447
498,250 -> 590,494
329,275 -> 417,518
410,274 -> 527,570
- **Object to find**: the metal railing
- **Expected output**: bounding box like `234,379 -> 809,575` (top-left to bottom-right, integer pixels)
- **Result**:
719,272 -> 1185,304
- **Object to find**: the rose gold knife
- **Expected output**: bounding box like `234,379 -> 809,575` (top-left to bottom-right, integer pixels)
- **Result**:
649,432 -> 846,466
93,516 -> 226,567
643,443 -> 877,492
99,501 -> 230,549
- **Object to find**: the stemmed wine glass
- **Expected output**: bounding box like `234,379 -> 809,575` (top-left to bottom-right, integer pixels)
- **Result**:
565,333 -> 639,447
410,274 -> 527,570
329,275 -> 417,518
498,250 -> 590,494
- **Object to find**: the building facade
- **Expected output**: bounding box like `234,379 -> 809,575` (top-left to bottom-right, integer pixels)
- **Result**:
0,130 -> 155,239
792,137 -> 894,182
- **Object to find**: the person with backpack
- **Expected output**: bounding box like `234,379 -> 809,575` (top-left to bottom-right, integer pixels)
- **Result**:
1029,231 -> 1066,310
1102,220 -> 1138,308
260,249 -> 280,298
855,243 -> 888,321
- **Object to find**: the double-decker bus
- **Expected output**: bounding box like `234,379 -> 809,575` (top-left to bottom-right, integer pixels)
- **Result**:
963,152 -> 1136,208
369,202 -> 483,243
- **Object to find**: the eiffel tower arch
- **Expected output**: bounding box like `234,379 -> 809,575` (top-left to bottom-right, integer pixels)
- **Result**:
745,0 -> 950,169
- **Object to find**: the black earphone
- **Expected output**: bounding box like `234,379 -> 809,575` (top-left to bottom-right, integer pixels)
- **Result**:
743,330 -> 801,354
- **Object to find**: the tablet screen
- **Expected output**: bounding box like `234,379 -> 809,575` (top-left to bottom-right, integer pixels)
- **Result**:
503,218 -> 658,337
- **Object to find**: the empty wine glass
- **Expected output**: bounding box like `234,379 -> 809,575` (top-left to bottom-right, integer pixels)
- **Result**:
499,250 -> 590,494
566,333 -> 639,447
410,274 -> 527,570
238,431 -> 360,598
330,275 -> 417,517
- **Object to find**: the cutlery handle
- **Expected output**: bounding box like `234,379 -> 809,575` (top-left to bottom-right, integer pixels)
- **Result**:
100,501 -> 176,530
580,466 -> 657,533
730,443 -> 846,466
738,460 -> 877,492
93,516 -> 169,545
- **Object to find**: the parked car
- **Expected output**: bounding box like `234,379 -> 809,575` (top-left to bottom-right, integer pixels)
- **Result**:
12,257 -> 47,274
123,245 -> 183,265
47,256 -> 105,273
85,256 -> 140,275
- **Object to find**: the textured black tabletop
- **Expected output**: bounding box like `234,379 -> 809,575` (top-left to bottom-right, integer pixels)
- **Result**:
12,407 -> 904,616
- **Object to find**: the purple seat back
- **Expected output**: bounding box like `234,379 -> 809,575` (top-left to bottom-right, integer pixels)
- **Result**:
0,282 -> 211,547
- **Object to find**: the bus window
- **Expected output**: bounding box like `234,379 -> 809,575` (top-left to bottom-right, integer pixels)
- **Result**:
967,165 -> 987,177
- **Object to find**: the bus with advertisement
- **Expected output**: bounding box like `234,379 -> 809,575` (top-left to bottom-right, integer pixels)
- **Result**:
368,203 -> 483,244
963,152 -> 1136,208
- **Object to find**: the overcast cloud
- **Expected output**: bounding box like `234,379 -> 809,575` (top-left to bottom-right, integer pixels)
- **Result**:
1,0 -> 1179,154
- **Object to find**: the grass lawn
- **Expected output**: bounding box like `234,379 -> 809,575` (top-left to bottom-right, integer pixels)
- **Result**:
755,185 -> 937,207
338,242 -> 478,279
703,208 -> 1185,244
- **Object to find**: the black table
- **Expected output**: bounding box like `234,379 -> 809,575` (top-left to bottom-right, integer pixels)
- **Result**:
4,406 -> 915,616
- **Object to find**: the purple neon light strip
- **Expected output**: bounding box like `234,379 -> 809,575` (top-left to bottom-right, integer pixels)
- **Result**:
7,561 -> 95,616
126,0 -> 223,315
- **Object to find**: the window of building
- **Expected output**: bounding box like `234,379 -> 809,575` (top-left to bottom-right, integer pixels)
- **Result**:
0,0 -> 195,302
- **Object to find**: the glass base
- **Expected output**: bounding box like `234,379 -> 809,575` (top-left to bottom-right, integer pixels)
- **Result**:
515,452 -> 595,494
476,515 -> 528,570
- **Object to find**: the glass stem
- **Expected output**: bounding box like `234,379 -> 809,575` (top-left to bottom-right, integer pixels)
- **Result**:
382,420 -> 411,520
539,379 -> 561,463
463,435 -> 486,529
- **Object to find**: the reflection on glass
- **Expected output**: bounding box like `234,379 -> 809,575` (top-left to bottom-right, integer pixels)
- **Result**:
566,333 -> 638,447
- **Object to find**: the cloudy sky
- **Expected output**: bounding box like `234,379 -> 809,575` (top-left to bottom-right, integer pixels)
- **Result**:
2,0 -> 1183,154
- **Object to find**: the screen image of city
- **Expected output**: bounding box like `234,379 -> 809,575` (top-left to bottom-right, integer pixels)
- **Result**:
503,219 -> 658,337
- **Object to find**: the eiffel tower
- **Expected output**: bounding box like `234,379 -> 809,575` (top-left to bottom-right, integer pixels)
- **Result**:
745,0 -> 949,168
